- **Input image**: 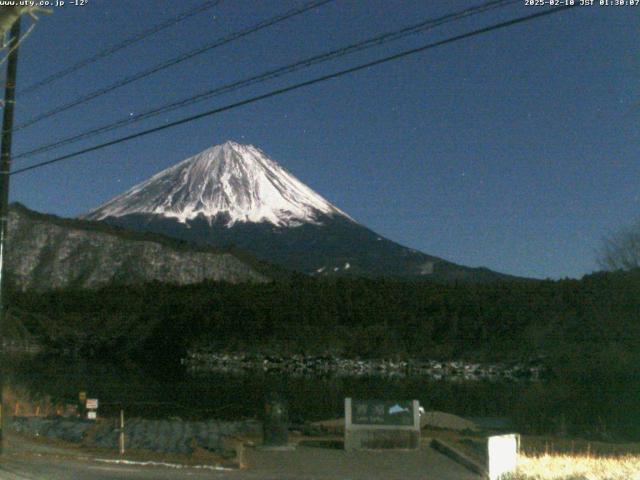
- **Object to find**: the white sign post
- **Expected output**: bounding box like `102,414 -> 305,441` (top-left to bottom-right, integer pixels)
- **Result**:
85,398 -> 99,420
487,433 -> 519,480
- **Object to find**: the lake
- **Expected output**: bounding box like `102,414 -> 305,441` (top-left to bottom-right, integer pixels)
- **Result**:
8,357 -> 526,424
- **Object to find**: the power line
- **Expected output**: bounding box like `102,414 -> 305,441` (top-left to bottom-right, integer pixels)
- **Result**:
11,5 -> 575,177
14,0 -> 518,162
0,19 -> 35,68
19,0 -> 223,96
13,0 -> 335,132
0,17 -> 36,109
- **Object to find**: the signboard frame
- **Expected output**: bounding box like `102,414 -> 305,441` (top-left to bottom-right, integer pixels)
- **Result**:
344,398 -> 421,450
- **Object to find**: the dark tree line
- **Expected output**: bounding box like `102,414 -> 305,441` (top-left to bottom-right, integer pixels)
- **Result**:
11,270 -> 640,364
9,269 -> 640,440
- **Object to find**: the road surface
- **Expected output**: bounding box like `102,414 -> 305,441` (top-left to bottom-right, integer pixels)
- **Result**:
0,433 -> 481,479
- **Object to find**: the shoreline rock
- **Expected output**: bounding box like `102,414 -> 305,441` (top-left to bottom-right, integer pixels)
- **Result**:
182,352 -> 547,381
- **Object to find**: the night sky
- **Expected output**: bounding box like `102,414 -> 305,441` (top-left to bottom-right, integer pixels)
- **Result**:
9,0 -> 639,280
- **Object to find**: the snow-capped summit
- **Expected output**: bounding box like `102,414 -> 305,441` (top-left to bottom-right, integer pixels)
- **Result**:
86,141 -> 352,227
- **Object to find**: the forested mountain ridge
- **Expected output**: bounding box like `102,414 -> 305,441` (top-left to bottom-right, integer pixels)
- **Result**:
14,269 -> 640,363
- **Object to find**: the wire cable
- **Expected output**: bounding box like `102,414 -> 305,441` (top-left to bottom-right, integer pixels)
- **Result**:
11,5 -> 575,176
19,0 -> 223,96
13,0 -> 335,132
0,20 -> 35,68
14,0 -> 518,161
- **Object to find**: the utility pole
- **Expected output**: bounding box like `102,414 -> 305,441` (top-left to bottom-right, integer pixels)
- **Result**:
0,16 -> 22,455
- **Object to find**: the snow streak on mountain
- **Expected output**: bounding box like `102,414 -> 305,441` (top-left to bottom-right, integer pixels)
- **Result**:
86,141 -> 352,227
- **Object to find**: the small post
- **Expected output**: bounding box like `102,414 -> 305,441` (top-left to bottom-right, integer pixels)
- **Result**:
78,391 -> 86,419
119,409 -> 125,455
263,390 -> 288,448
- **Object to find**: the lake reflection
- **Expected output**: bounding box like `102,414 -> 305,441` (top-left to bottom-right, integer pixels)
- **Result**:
8,357 -> 525,423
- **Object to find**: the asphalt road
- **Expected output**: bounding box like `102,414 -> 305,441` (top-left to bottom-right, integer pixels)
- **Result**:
0,455 -> 233,480
0,433 -> 481,480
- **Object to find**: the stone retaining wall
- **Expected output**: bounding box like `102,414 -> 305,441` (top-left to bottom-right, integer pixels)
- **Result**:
184,352 -> 547,381
10,416 -> 260,456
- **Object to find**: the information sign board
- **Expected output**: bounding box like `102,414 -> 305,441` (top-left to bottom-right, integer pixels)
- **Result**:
351,399 -> 415,426
344,398 -> 420,450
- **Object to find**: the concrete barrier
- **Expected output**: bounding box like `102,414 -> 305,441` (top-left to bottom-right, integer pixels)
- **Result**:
430,438 -> 487,477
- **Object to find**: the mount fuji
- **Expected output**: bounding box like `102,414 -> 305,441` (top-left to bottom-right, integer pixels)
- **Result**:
85,141 -> 508,281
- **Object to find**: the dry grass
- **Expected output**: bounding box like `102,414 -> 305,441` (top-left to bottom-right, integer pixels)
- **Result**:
509,453 -> 640,480
521,436 -> 640,457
